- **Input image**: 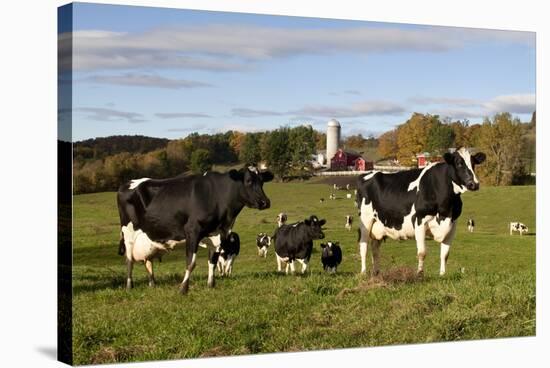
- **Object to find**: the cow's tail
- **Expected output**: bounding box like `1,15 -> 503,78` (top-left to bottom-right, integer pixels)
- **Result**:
118,231 -> 126,256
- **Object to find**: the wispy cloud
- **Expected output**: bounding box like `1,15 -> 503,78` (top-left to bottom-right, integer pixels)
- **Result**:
408,96 -> 481,107
483,94 -> 535,115
84,73 -> 213,89
62,25 -> 534,72
166,123 -> 205,133
290,100 -> 406,118
155,112 -> 212,119
75,107 -> 147,123
231,108 -> 285,118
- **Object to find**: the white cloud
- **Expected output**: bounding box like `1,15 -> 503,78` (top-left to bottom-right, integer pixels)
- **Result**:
231,108 -> 285,118
155,112 -> 212,119
291,100 -> 406,118
62,24 -> 533,72
84,73 -> 213,89
483,94 -> 535,115
75,107 -> 147,123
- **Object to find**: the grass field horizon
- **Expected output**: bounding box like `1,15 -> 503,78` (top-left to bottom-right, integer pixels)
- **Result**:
72,183 -> 535,365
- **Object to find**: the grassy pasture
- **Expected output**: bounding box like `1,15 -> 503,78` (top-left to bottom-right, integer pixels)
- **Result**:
72,183 -> 535,365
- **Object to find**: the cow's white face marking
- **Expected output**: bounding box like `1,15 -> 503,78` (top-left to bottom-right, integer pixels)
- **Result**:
452,181 -> 467,194
408,163 -> 436,192
248,166 -> 259,174
457,147 -> 479,184
129,178 -> 150,190
362,171 -> 378,181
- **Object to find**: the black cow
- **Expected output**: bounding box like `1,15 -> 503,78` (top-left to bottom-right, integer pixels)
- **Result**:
320,241 -> 343,273
117,166 -> 273,293
256,232 -> 271,257
207,232 -> 240,276
356,148 -> 486,276
273,215 -> 326,274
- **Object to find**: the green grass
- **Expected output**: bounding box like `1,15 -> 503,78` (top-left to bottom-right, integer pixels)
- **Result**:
72,184 -> 535,365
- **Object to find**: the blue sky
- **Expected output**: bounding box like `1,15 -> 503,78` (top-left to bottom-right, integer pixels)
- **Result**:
62,2 -> 536,141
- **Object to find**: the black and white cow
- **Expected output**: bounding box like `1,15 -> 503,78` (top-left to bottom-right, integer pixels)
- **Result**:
329,193 -> 336,200
467,218 -> 475,233
510,222 -> 528,236
277,212 -> 288,227
320,241 -> 343,273
117,166 -> 273,294
345,215 -> 353,231
256,232 -> 271,257
273,215 -> 326,274
207,232 -> 240,276
356,148 -> 486,276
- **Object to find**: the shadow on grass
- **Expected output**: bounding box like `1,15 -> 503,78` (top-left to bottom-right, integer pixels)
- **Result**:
336,266 -> 422,298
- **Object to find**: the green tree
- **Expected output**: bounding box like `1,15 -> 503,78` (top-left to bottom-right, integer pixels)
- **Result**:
240,133 -> 262,164
263,127 -> 291,180
426,122 -> 455,154
190,149 -> 212,174
289,125 -> 316,168
477,113 -> 525,186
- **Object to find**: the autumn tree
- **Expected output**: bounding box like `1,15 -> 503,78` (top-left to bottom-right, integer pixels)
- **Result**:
396,113 -> 439,165
377,129 -> 398,159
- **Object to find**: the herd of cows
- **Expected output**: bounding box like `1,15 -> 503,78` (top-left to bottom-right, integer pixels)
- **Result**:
115,147 -> 529,294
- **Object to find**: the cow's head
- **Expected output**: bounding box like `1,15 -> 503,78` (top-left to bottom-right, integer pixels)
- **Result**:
443,148 -> 486,192
320,241 -> 339,256
230,165 -> 274,210
276,212 -> 288,227
304,215 -> 326,239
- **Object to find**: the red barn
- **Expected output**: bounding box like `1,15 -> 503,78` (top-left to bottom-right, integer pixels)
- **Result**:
330,149 -> 373,171
416,152 -> 443,168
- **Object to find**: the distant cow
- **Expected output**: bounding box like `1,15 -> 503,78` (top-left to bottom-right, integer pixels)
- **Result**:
346,184 -> 351,191
117,166 -> 273,293
274,215 -> 326,274
321,241 -> 343,273
256,232 -> 271,257
346,193 -> 352,199
510,222 -> 528,236
319,198 -> 325,203
207,232 -> 240,276
345,215 -> 353,231
356,148 -> 486,276
467,218 -> 475,233
329,193 -> 336,200
277,212 -> 288,227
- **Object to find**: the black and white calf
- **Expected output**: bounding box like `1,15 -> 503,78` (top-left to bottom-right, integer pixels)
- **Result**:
345,215 -> 353,231
277,212 -> 288,227
274,215 -> 326,274
356,148 -> 486,276
256,232 -> 271,257
207,232 -> 240,276
329,193 -> 336,200
320,241 -> 343,273
467,218 -> 475,233
510,222 -> 528,236
117,166 -> 273,294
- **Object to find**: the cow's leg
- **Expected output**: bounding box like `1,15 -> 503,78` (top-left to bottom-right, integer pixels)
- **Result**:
297,259 -> 308,274
371,239 -> 381,276
276,254 -> 282,272
414,223 -> 427,275
126,258 -> 134,289
208,248 -> 221,288
224,255 -> 235,276
359,222 -> 369,274
285,261 -> 291,275
144,260 -> 155,287
289,260 -> 296,275
179,232 -> 199,295
440,221 -> 457,276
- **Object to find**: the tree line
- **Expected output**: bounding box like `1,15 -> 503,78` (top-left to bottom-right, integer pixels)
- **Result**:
377,111 -> 536,186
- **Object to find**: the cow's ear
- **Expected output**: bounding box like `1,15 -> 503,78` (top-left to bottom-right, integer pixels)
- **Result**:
229,169 -> 244,181
320,243 -> 327,248
319,219 -> 326,226
304,219 -> 311,226
443,152 -> 454,165
472,152 -> 486,165
260,171 -> 274,182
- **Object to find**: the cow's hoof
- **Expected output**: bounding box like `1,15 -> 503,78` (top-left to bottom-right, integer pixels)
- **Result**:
207,279 -> 215,288
126,280 -> 133,289
417,270 -> 424,277
179,281 -> 189,295
148,280 -> 156,287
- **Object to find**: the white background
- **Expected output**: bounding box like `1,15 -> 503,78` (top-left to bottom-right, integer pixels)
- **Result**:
0,0 -> 547,367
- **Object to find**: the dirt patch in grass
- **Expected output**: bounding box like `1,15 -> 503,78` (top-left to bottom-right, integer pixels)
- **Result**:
337,267 -> 419,298
91,345 -> 148,364
200,345 -> 232,358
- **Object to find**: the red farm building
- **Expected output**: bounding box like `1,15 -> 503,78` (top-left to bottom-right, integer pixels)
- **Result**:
416,152 -> 443,168
330,149 -> 374,171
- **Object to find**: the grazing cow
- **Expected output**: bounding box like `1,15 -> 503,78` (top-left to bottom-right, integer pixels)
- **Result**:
319,198 -> 325,203
346,193 -> 352,199
274,215 -> 326,274
510,222 -> 528,236
329,193 -> 336,200
256,232 -> 271,257
356,148 -> 486,276
117,166 -> 273,294
320,241 -> 343,273
345,215 -> 353,231
277,212 -> 288,227
346,184 -> 351,191
467,218 -> 475,233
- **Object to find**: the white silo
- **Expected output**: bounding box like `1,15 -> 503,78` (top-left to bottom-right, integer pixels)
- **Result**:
326,118 -> 341,166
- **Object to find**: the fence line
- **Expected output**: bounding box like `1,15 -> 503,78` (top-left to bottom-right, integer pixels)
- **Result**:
314,165 -> 410,176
